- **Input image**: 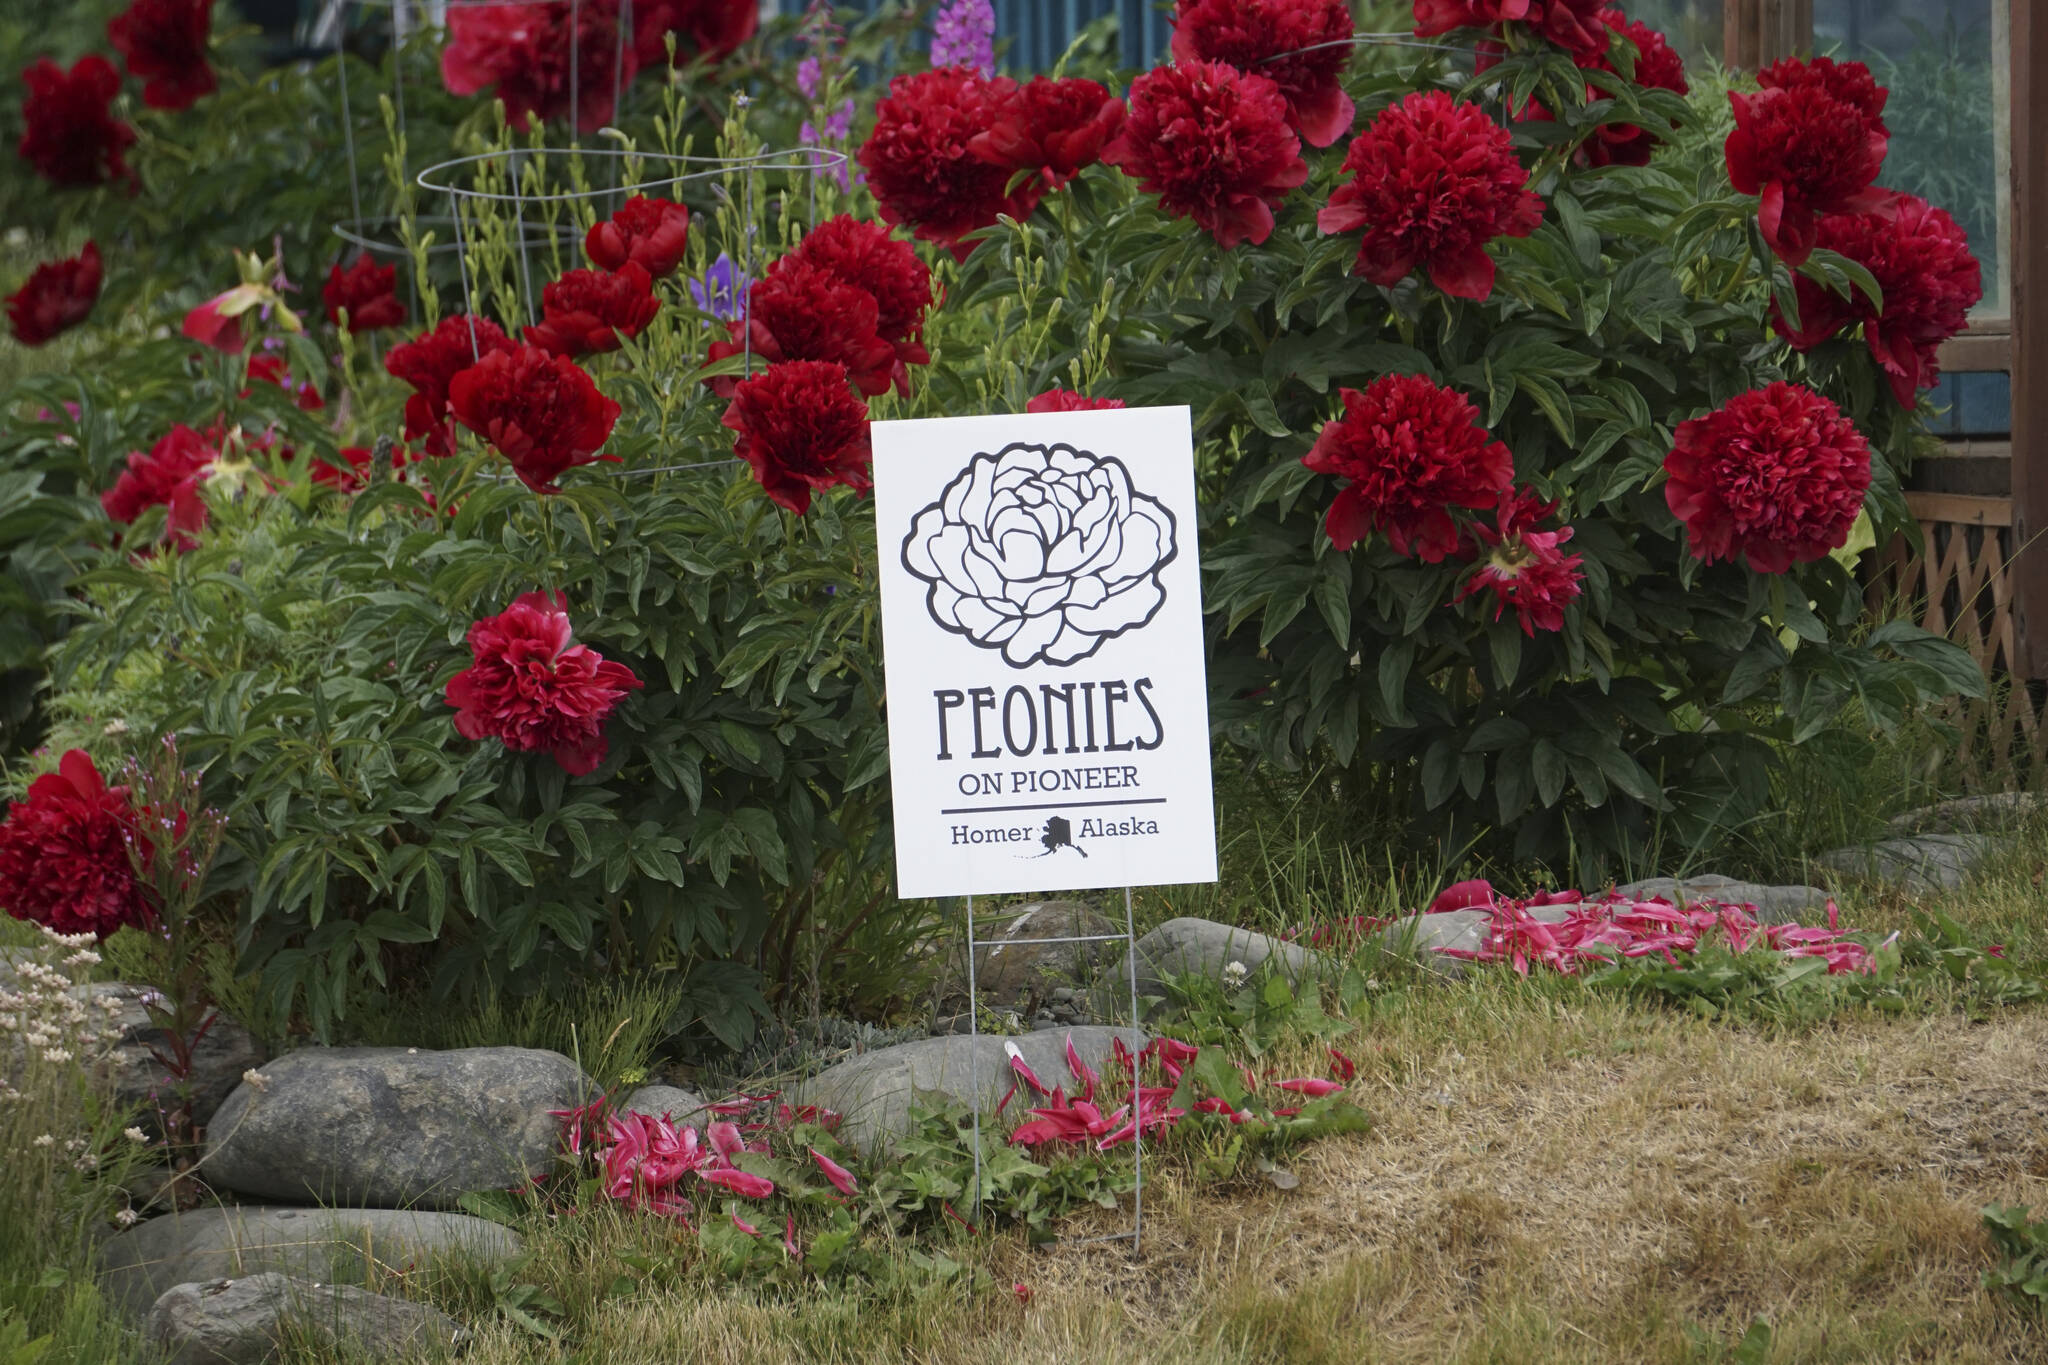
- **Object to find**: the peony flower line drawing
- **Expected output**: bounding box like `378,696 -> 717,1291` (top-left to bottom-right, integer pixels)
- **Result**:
900,443 -> 1178,668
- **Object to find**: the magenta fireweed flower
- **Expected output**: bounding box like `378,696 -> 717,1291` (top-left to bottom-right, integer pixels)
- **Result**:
930,0 -> 995,73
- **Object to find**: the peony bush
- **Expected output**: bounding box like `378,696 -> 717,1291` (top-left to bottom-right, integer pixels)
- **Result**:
1,0 -> 1991,1035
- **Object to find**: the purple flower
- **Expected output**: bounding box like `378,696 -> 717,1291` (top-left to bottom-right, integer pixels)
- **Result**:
930,0 -> 995,75
798,56 -> 822,100
689,253 -> 748,322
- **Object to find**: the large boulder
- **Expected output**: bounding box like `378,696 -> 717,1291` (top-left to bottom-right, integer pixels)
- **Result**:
1818,834 -> 2001,893
98,1206 -> 521,1319
1379,904 -> 1582,976
146,1272 -> 465,1364
1611,874 -> 1830,925
969,900 -> 1122,1009
1091,917 -> 1326,1018
203,1046 -> 594,1208
1886,793 -> 2041,836
792,1026 -> 1145,1153
619,1084 -> 708,1122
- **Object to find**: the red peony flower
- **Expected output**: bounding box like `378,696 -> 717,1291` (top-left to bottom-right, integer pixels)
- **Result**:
6,242 -> 102,346
1774,190 -> 1981,409
1412,0 -> 1528,36
17,56 -> 136,187
720,359 -> 872,515
1757,54 -> 1888,133
182,290 -> 248,352
708,259 -> 898,397
447,343 -> 622,493
1102,59 -> 1308,250
1171,0 -> 1356,148
1525,0 -> 1607,61
441,0 -> 637,134
102,423 -> 216,551
445,591 -> 643,776
585,196 -> 691,277
1303,372 -> 1514,560
1663,381 -> 1871,574
523,264 -> 660,358
968,75 -> 1126,191
783,215 -> 934,368
386,314 -> 515,456
1578,9 -> 1687,167
1026,388 -> 1125,413
1318,89 -> 1544,301
311,443 -> 418,492
633,0 -> 757,69
244,352 -> 325,411
322,255 -> 407,333
858,68 -> 1041,261
107,0 -> 216,112
1725,59 -> 1890,268
0,750 -> 158,939
1453,489 -> 1583,635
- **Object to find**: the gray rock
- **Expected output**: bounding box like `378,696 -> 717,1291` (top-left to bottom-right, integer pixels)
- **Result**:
1612,876 -> 1830,925
93,986 -> 267,1135
1093,917 -> 1326,1018
1819,834 -> 2003,893
1885,793 -> 2042,836
618,1084 -> 707,1122
792,1025 -> 1145,1153
203,1046 -> 594,1208
1380,905 -> 1581,976
99,1206 -> 521,1319
969,901 -> 1123,1008
146,1272 -> 464,1364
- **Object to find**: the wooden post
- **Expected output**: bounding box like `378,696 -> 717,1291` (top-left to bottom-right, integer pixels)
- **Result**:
1722,0 -> 1813,70
2009,0 -> 2048,678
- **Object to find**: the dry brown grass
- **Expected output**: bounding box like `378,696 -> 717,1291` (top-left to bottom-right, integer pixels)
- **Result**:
417,972 -> 2048,1365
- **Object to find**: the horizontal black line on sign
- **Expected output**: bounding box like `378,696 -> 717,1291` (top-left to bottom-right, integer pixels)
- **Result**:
937,798 -> 1170,815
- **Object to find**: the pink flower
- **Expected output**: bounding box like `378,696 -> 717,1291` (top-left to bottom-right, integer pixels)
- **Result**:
809,1147 -> 858,1195
1273,1077 -> 1344,1098
182,291 -> 248,352
1453,490 -> 1584,636
698,1167 -> 775,1199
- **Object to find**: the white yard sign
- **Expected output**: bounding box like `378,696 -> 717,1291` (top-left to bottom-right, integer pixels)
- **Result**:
872,405 -> 1218,899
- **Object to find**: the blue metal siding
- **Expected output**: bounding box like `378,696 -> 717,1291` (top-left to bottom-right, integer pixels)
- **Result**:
785,0 -> 1173,72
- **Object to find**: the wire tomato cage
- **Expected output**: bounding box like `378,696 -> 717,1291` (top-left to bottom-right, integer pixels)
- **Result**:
413,143 -> 851,477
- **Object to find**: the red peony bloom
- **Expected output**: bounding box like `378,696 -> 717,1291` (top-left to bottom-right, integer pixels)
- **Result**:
858,68 -> 1041,261
1663,382 -> 1871,573
244,352 -> 325,411
386,314 -> 515,456
1525,0 -> 1607,61
1171,0 -> 1356,148
107,0 -> 216,111
441,0 -> 637,134
181,290 -> 248,352
585,196 -> 691,277
445,591 -> 643,776
1304,373 -> 1514,560
1454,489 -> 1583,635
523,264 -> 660,358
1318,90 -> 1543,301
1412,0 -> 1528,36
17,56 -> 136,187
322,255 -> 407,333
720,359 -> 872,515
1578,9 -> 1687,167
1725,59 -> 1889,268
1026,388 -> 1125,413
783,215 -> 934,368
968,75 -> 1126,191
633,0 -> 757,69
1774,190 -> 1981,409
1102,59 -> 1307,250
6,242 -> 102,346
446,343 -> 622,493
102,423 -> 216,551
1758,54 -> 1888,133
311,443 -> 419,492
708,259 -> 897,397
0,750 -> 158,939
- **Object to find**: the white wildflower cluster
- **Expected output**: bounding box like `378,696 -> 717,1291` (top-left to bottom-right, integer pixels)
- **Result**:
1220,959 -> 1250,991
0,926 -> 125,1075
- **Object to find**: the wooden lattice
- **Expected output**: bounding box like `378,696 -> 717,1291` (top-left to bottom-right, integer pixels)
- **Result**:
1872,492 -> 2048,786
